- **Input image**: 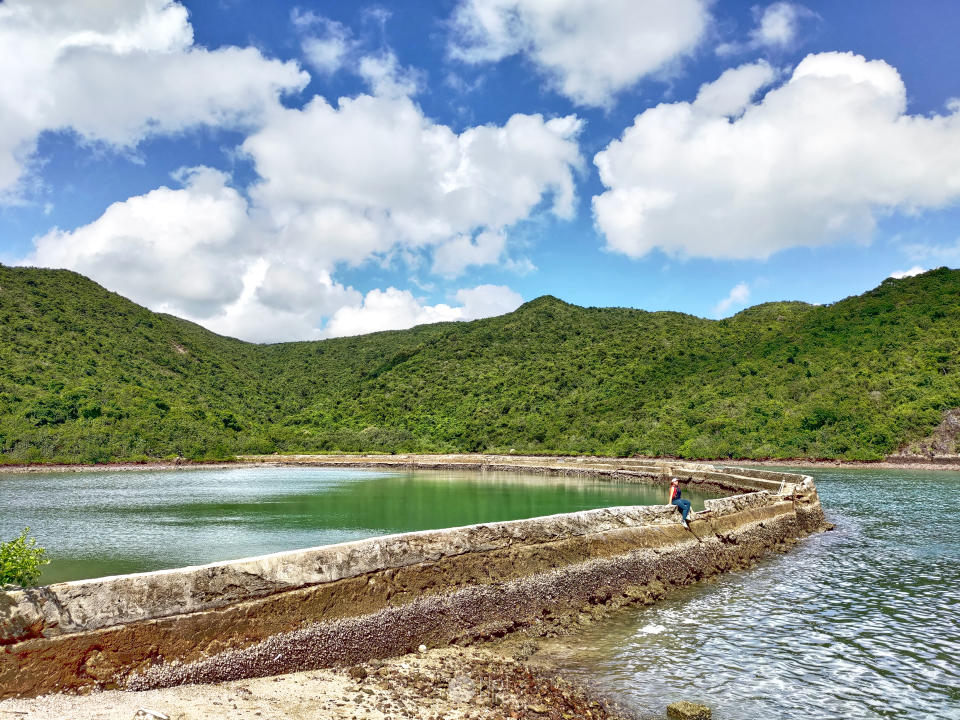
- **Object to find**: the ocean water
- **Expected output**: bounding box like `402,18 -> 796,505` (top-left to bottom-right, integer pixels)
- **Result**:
538,468 -> 960,719
0,465 -> 718,584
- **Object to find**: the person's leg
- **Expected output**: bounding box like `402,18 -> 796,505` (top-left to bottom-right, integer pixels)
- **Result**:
672,498 -> 691,522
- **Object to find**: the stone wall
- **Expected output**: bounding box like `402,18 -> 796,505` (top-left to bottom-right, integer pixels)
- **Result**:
0,457 -> 825,699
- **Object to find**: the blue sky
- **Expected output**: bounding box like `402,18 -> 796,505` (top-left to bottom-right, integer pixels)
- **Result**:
1,0 -> 959,341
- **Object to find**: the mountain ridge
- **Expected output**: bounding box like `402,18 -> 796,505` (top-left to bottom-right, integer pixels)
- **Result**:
2,263 -> 959,463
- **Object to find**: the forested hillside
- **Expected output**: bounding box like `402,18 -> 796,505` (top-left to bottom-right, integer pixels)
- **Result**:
2,264 -> 959,463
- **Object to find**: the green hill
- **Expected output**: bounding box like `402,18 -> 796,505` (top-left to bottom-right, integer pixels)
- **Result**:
2,264 -> 959,463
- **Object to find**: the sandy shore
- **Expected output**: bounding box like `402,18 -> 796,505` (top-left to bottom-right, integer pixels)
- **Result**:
0,646 -> 635,720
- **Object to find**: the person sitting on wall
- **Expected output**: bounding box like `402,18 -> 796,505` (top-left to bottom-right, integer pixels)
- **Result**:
669,477 -> 693,528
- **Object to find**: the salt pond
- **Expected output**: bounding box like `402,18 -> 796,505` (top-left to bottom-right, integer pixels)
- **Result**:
0,465 -> 717,584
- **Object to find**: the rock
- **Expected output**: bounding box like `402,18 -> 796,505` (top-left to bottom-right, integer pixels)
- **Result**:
133,709 -> 170,720
512,640 -> 539,661
418,644 -> 428,653
447,675 -> 477,703
347,665 -> 368,680
667,700 -> 712,719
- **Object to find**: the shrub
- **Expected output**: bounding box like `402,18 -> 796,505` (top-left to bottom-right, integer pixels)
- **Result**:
0,527 -> 50,588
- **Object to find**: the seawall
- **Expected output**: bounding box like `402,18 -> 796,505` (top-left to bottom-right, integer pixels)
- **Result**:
0,456 -> 825,699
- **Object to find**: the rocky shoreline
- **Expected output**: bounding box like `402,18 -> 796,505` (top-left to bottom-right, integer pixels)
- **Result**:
1,452 -> 958,474
0,646 -> 641,720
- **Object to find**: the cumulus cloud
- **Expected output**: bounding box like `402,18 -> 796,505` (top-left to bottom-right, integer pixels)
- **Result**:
357,51 -> 424,98
243,94 -> 582,263
23,164 -> 528,342
718,2 -> 817,56
888,266 -> 927,280
322,284 -> 523,338
432,230 -> 506,276
25,93 -> 578,338
296,13 -> 353,75
293,9 -> 422,97
24,60 -> 578,339
455,283 -> 524,318
18,2 -> 578,342
593,52 -> 960,261
449,0 -> 709,107
201,259 -> 363,343
0,0 -> 307,199
712,281 -> 751,317
692,61 -> 777,117
28,167 -> 251,318
752,2 -> 812,48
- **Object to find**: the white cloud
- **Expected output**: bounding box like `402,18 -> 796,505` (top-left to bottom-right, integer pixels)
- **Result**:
752,2 -> 809,48
692,61 -> 777,117
254,262 -> 361,315
712,282 -> 751,317
357,51 -> 423,98
202,259 -> 363,343
432,230 -> 506,276
449,0 -> 710,107
0,0 -> 307,199
24,59 -> 578,340
593,52 -> 960,261
22,164 -> 529,342
888,266 -> 926,280
301,26 -> 352,75
717,2 -> 816,56
27,167 -> 251,318
322,284 -> 522,338
16,2 -> 580,342
903,239 -> 960,265
24,94 -> 579,340
293,10 -> 421,96
455,283 -> 524,319
242,94 -> 582,263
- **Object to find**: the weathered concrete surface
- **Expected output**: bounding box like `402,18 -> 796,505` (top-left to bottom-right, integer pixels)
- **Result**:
1,504 -> 686,644
0,457 -> 824,699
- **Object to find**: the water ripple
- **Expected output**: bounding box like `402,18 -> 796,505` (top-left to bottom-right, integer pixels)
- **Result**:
543,469 -> 960,720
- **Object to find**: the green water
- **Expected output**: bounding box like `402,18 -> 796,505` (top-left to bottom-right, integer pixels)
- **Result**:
0,466 -> 718,584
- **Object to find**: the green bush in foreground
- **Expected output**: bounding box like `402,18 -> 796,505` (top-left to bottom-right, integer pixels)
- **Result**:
0,527 -> 50,588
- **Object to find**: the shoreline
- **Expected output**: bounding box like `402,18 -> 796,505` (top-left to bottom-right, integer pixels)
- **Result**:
1,453 -> 959,474
0,645 -> 638,720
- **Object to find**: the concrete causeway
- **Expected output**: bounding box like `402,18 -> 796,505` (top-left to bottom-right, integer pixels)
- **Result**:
0,455 -> 826,699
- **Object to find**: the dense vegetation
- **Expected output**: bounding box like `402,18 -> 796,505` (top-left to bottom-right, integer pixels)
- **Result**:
2,264 -> 959,463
